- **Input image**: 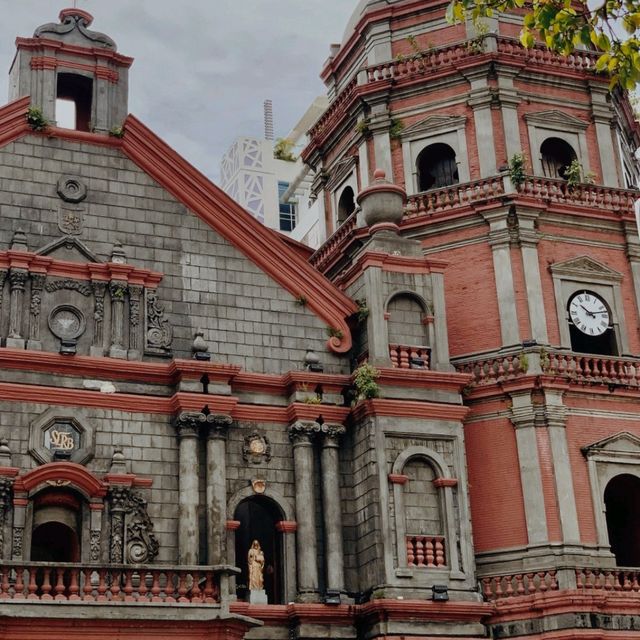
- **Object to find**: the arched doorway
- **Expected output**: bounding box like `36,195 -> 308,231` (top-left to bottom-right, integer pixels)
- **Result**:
540,137 -> 577,179
234,496 -> 284,604
30,490 -> 82,562
604,474 -> 640,566
337,186 -> 356,225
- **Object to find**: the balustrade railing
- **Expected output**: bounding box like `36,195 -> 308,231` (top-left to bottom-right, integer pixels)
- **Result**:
0,562 -> 226,604
389,344 -> 431,370
481,570 -> 558,600
545,352 -> 640,387
310,212 -> 358,270
406,535 -> 446,568
455,353 -> 525,385
576,568 -> 640,591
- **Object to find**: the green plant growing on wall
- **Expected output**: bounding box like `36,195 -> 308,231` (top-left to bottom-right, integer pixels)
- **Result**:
466,19 -> 489,53
356,298 -> 370,323
518,353 -> 529,373
564,159 -> 584,188
295,295 -> 308,307
273,138 -> 296,162
508,152 -> 527,188
26,106 -> 48,132
327,326 -> 344,340
540,347 -> 550,372
109,125 -> 125,139
355,118 -> 371,136
353,362 -> 380,402
389,117 -> 405,140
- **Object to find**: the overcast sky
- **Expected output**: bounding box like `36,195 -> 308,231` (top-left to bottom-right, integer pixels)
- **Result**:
0,1 -> 357,182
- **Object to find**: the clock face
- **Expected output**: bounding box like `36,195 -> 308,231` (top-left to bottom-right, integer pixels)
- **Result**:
568,292 -> 610,336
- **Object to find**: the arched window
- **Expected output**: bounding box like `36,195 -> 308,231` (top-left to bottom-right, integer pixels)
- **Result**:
604,474 -> 640,566
56,73 -> 92,131
234,496 -> 284,604
540,137 -> 577,179
31,489 -> 82,562
416,143 -> 459,191
387,293 -> 428,346
337,186 -> 356,225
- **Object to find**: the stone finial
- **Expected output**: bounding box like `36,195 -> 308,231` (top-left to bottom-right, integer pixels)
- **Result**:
109,446 -> 128,474
304,349 -> 323,372
10,229 -> 28,252
0,439 -> 12,465
356,168 -> 407,230
192,328 -> 211,361
110,241 -> 127,264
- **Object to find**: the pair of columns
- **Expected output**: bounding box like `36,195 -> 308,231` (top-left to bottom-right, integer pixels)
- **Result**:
175,412 -> 232,565
289,421 -> 346,599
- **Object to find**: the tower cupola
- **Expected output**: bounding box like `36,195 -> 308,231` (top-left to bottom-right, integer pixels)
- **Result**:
9,9 -> 133,133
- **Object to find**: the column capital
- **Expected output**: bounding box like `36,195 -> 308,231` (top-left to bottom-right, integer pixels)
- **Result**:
205,414 -> 233,440
321,423 -> 346,446
109,280 -> 128,297
289,421 -> 321,445
8,269 -> 27,290
174,412 -> 204,438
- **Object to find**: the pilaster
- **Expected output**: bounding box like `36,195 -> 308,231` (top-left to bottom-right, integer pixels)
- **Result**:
108,280 -> 127,359
466,71 -> 498,177
6,269 -> 27,349
26,273 -> 45,350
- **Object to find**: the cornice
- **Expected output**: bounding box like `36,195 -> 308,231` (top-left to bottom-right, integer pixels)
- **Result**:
0,96 -> 31,148
15,36 -> 134,67
121,115 -> 357,354
352,398 -> 469,421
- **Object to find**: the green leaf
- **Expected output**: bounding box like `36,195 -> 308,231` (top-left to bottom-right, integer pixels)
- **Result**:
520,30 -> 536,48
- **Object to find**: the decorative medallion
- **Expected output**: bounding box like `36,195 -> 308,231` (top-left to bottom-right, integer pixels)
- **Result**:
243,431 -> 272,465
58,206 -> 83,235
44,420 -> 81,453
56,175 -> 87,203
251,478 -> 267,495
48,305 -> 86,341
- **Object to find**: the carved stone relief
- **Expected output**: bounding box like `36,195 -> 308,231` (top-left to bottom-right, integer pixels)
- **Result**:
243,431 -> 272,465
145,289 -> 173,355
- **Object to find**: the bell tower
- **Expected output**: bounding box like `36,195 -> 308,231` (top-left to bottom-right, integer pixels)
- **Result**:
8,8 -> 133,133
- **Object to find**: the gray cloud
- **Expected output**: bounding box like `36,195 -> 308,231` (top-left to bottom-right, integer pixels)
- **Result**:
0,1 -> 356,181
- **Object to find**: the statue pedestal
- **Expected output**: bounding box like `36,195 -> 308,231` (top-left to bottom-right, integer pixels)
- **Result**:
249,589 -> 268,604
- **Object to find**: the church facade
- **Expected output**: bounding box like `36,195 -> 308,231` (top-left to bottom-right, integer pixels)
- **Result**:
0,3 -> 638,639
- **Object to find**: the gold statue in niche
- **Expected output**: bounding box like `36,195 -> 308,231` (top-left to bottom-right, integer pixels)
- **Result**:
247,539 -> 265,591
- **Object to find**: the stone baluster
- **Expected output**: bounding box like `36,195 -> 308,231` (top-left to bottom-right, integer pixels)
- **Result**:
109,281 -> 128,359
7,270 -> 28,349
320,423 -> 346,597
127,285 -> 143,359
289,421 -> 320,601
205,414 -> 233,565
175,412 -> 202,565
90,280 -> 107,357
27,273 -> 45,350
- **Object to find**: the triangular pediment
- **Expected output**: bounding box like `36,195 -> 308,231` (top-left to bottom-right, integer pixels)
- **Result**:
582,432 -> 640,458
524,109 -> 588,130
36,236 -> 101,264
550,256 -> 622,282
402,114 -> 466,138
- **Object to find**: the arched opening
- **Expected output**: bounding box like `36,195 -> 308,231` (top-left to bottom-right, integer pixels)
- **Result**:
604,474 -> 640,566
416,143 -> 459,191
540,137 -> 577,180
568,290 -> 617,356
234,496 -> 284,604
56,73 -> 93,132
30,489 -> 82,562
387,294 -> 428,346
403,457 -> 446,567
337,186 -> 356,225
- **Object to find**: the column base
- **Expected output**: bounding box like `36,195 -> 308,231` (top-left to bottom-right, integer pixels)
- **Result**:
296,590 -> 321,603
109,346 -> 127,359
90,346 -> 105,357
26,340 -> 42,350
5,338 -> 25,349
127,349 -> 140,361
248,589 -> 268,604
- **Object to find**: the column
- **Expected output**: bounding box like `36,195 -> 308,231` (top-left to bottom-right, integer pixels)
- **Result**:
482,210 -> 520,347
108,486 -> 130,563
468,91 -> 497,177
175,412 -> 201,565
127,284 -> 143,360
90,280 -> 107,357
205,414 -> 233,565
27,273 -> 45,350
509,392 -> 548,544
320,424 -> 346,594
6,269 -> 27,349
109,280 -> 127,359
289,421 -> 320,601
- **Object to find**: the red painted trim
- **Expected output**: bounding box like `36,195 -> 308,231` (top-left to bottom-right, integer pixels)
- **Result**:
353,398 -> 469,421
376,367 -> 471,394
0,96 -> 31,148
59,8 -> 95,24
0,467 -> 19,478
31,57 -> 119,83
41,126 -> 124,148
12,498 -> 28,507
275,520 -> 298,533
15,462 -> 107,498
104,473 -> 153,488
15,36 -> 134,67
388,473 -> 409,485
226,520 -> 241,531
88,502 -> 105,511
433,477 -> 458,488
121,115 -> 357,353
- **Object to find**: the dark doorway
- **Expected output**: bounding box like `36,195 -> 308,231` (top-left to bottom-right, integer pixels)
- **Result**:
337,186 -> 356,225
605,474 -> 640,567
234,496 -> 283,604
416,143 -> 459,191
31,521 -> 80,563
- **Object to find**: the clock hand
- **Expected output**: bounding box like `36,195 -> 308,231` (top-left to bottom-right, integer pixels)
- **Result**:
579,304 -> 595,318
